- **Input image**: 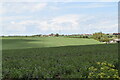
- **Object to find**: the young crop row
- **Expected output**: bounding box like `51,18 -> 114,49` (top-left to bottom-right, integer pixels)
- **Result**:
2,44 -> 118,79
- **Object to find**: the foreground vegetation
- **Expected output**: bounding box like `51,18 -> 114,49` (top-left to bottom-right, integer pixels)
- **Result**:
88,62 -> 119,79
2,37 -> 118,79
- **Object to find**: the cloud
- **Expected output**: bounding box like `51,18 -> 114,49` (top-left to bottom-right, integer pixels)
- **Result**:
77,3 -> 117,8
29,3 -> 47,12
51,14 -> 79,24
2,14 -> 82,34
83,16 -> 118,33
2,16 -> 32,22
2,21 -> 26,32
2,2 -> 47,14
1,2 -> 117,36
2,13 -> 117,35
36,14 -> 83,32
48,6 -> 60,10
2,2 -> 117,16
1,0 -> 119,2
0,3 -> 4,15
62,2 -> 117,9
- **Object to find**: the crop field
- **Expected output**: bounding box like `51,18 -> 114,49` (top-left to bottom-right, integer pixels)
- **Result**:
2,37 -> 103,50
2,37 -> 118,79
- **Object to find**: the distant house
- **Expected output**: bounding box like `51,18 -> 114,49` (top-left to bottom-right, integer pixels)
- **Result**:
109,39 -> 120,43
113,33 -> 120,35
49,34 -> 56,37
113,39 -> 120,43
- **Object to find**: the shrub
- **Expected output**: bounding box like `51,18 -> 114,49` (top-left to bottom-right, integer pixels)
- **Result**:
88,61 -> 120,79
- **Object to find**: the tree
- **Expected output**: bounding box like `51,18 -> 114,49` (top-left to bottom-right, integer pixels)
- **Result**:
93,32 -> 110,42
55,33 -> 59,37
93,32 -> 105,41
100,37 -> 110,42
83,36 -> 88,38
50,33 -> 54,36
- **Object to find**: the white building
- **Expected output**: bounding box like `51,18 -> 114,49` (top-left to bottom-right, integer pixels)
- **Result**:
109,39 -> 120,43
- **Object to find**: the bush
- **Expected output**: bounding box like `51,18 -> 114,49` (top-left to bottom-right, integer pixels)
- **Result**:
99,37 -> 110,42
88,61 -> 120,79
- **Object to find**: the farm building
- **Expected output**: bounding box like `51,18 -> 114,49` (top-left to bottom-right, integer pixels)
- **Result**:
113,33 -> 120,35
109,39 -> 120,43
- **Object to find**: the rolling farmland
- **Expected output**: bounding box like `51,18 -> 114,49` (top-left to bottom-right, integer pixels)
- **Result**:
2,37 -> 103,50
2,37 -> 118,79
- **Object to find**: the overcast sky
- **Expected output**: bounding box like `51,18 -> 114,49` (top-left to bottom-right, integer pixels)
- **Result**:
1,2 -> 118,35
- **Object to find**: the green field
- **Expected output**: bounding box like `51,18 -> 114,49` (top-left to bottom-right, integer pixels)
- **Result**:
2,37 -> 118,78
2,37 -> 103,50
